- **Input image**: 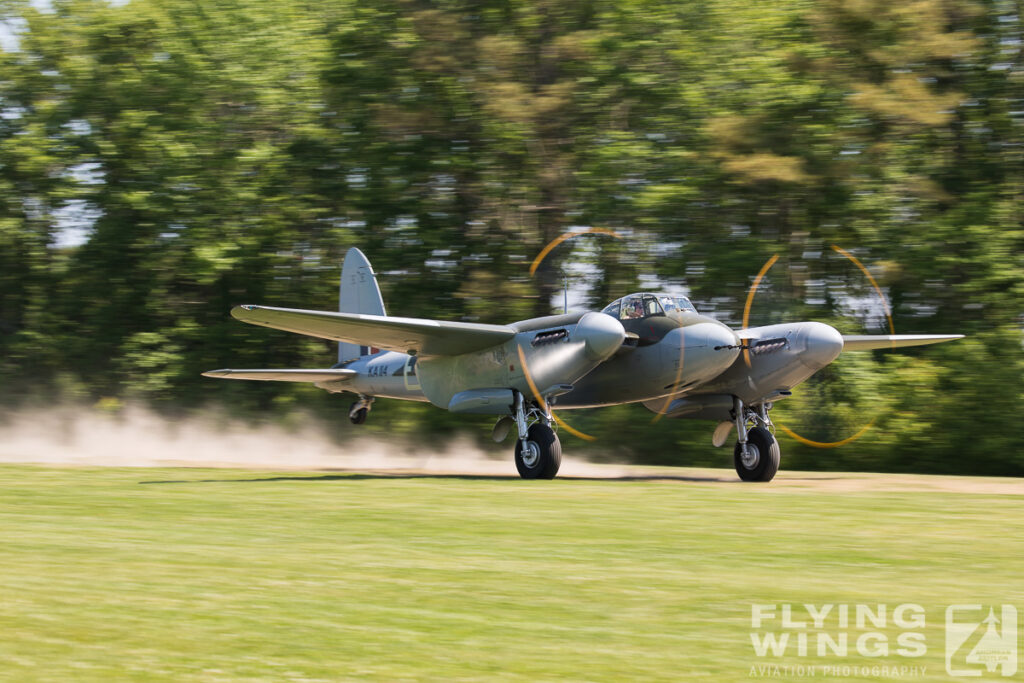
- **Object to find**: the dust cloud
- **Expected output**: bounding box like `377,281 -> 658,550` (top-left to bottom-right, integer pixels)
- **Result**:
0,405 -> 630,478
4,407 -> 1020,492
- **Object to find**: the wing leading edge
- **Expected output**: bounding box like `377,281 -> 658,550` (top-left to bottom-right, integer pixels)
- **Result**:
230,305 -> 516,357
841,334 -> 964,351
202,368 -> 357,383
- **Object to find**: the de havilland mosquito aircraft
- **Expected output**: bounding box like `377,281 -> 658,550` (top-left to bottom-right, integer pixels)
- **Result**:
204,248 -> 963,482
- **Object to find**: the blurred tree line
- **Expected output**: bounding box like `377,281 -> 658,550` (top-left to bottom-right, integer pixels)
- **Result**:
0,0 -> 1020,473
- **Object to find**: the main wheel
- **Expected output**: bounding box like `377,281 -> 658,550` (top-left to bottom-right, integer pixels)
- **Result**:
349,404 -> 368,425
515,423 -> 561,480
734,426 -> 780,482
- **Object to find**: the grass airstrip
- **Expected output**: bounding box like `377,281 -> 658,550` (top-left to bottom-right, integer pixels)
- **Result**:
1,464 -> 1023,681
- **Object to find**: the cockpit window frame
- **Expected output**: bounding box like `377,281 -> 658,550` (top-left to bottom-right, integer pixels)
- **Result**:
675,297 -> 697,313
601,299 -> 621,318
602,292 -> 697,319
643,294 -> 665,318
618,293 -> 666,321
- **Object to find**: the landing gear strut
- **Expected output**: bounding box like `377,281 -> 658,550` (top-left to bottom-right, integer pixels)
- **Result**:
349,395 -> 374,425
511,391 -> 561,479
732,396 -> 780,482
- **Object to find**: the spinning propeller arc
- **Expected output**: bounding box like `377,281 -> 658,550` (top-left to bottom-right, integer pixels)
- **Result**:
525,232 -> 898,450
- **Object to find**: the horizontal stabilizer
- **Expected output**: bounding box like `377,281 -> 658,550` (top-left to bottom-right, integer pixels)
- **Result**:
231,305 -> 516,357
202,368 -> 357,383
841,334 -> 964,351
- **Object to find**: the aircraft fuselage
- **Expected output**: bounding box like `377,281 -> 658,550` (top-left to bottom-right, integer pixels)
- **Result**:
330,309 -> 746,411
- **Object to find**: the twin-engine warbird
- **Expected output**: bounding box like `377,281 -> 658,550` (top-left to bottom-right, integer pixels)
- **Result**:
204,248 -> 963,482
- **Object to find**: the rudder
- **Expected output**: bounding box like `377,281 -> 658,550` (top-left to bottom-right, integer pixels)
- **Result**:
338,247 -> 387,362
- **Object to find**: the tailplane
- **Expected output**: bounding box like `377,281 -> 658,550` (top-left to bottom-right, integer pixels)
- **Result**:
338,247 -> 386,362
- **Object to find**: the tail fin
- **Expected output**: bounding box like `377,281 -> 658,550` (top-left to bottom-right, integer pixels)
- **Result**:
338,247 -> 387,362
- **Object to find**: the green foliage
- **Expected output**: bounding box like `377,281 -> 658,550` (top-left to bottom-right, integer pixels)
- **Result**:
0,0 -> 1020,472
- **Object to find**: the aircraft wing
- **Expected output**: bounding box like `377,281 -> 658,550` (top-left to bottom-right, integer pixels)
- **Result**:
841,334 -> 964,351
732,328 -> 767,340
202,368 -> 357,383
230,305 -> 516,357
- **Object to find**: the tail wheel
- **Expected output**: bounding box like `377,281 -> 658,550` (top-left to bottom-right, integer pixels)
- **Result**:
515,423 -> 561,480
734,426 -> 780,482
349,403 -> 368,425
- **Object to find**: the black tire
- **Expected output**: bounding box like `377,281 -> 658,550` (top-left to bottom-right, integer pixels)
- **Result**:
349,405 -> 368,425
515,423 -> 562,480
734,426 -> 780,482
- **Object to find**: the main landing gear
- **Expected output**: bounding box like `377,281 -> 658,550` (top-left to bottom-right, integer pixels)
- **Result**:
511,391 -> 561,479
349,395 -> 374,425
731,396 -> 780,482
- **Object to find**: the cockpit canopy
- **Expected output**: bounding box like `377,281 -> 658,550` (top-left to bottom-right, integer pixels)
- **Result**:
600,293 -> 697,321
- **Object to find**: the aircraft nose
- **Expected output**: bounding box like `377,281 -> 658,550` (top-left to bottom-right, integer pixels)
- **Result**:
800,322 -> 844,369
578,312 -> 626,361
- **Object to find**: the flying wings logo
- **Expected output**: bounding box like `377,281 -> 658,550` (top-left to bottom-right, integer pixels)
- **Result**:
749,603 -> 1019,678
946,605 -> 1017,677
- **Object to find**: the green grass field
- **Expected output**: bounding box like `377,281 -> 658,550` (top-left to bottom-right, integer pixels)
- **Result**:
2,464 -> 1023,682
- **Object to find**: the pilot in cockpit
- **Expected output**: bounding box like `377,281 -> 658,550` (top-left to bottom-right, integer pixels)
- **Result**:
623,298 -> 644,319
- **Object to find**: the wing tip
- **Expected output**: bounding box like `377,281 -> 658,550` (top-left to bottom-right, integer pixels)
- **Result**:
230,305 -> 260,320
